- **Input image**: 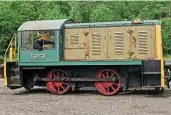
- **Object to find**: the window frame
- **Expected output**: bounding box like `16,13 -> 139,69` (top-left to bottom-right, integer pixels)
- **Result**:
20,30 -> 57,51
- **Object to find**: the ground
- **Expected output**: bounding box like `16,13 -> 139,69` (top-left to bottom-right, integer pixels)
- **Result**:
0,79 -> 171,115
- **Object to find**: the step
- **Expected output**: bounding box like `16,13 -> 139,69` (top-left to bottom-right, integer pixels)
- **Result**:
10,76 -> 20,79
142,72 -> 161,75
9,76 -> 21,85
7,84 -> 21,89
8,84 -> 21,87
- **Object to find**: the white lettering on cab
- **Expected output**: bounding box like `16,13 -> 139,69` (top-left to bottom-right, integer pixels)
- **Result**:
31,54 -> 46,58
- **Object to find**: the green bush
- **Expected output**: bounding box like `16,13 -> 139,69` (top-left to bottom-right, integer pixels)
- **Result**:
1,1 -> 171,58
161,18 -> 171,56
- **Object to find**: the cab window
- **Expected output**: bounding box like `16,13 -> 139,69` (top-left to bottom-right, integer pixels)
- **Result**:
21,30 -> 56,50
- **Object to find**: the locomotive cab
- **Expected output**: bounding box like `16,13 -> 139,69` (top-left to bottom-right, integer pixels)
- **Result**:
17,19 -> 72,65
19,29 -> 57,63
4,19 -> 72,89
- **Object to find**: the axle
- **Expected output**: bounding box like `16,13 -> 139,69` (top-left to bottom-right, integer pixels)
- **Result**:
35,77 -> 117,82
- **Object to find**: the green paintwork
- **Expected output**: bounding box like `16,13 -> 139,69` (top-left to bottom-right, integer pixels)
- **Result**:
19,31 -> 60,65
19,60 -> 142,66
18,19 -> 72,66
65,20 -> 161,29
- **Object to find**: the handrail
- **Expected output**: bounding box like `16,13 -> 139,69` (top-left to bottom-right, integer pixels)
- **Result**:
4,33 -> 17,61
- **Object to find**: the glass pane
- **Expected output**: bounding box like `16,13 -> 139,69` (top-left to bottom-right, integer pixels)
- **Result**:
21,30 -> 56,50
21,31 -> 34,50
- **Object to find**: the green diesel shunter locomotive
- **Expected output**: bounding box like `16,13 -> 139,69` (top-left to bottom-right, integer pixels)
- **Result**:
4,19 -> 164,96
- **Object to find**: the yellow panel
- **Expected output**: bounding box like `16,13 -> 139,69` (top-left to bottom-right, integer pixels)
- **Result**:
64,49 -> 86,60
64,28 -> 92,60
88,28 -> 107,60
64,28 -> 108,60
108,27 -> 130,59
130,26 -> 156,59
64,25 -> 157,61
155,25 -> 164,88
65,28 -> 90,49
4,61 -> 7,86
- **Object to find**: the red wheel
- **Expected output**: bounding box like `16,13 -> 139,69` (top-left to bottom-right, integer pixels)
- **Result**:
95,69 -> 121,96
47,70 -> 70,95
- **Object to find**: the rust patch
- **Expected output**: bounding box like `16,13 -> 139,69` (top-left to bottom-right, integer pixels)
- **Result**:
83,32 -> 89,36
127,29 -> 137,59
132,36 -> 137,48
127,50 -> 134,57
83,31 -> 90,58
84,34 -> 90,58
127,30 -> 133,34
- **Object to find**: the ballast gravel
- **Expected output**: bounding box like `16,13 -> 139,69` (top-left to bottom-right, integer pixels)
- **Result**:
0,79 -> 171,115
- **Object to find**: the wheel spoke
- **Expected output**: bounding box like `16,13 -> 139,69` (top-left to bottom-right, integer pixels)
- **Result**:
57,72 -> 59,78
113,82 -> 119,86
60,85 -> 65,91
110,86 -> 116,92
106,71 -> 109,78
95,69 -> 121,96
62,82 -> 69,86
57,86 -> 60,93
101,73 -> 106,78
106,87 -> 110,93
47,70 -> 70,95
110,72 -> 114,78
52,73 -> 57,78
61,73 -> 65,77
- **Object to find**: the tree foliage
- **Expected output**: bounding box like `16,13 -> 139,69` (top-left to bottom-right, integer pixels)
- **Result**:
162,18 -> 171,55
0,1 -> 171,56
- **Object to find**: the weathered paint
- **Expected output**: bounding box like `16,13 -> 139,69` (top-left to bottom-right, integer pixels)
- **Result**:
155,25 -> 164,88
64,28 -> 89,60
108,26 -> 130,59
19,60 -> 142,66
64,25 -> 156,60
129,25 -> 156,59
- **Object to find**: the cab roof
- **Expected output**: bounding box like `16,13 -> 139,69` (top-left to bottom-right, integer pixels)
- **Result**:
18,19 -> 72,31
